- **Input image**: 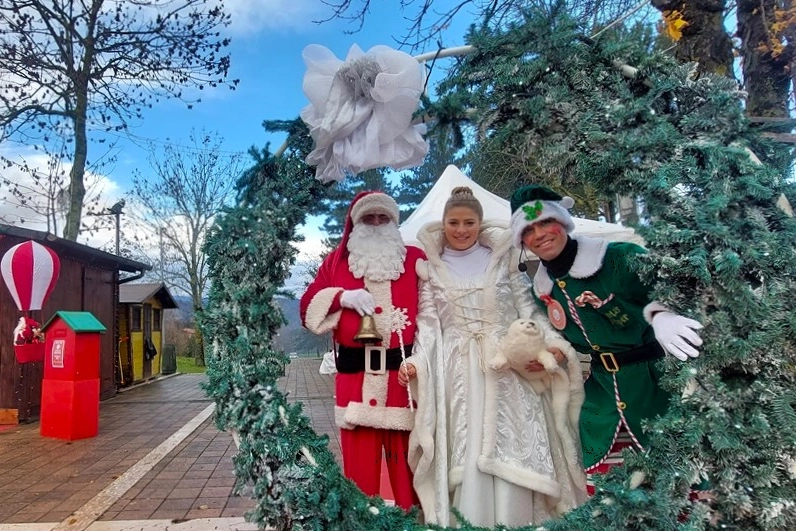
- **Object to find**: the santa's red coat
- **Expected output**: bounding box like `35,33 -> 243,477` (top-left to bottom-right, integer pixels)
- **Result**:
300,245 -> 426,431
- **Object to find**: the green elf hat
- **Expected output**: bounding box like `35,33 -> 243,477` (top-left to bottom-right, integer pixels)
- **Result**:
509,184 -> 576,248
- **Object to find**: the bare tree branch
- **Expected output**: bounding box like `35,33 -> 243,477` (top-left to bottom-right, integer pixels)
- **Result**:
128,129 -> 244,366
315,0 -> 653,50
0,0 -> 237,240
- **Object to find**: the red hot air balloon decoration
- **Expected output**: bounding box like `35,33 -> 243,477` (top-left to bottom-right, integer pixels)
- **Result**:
1,240 -> 61,363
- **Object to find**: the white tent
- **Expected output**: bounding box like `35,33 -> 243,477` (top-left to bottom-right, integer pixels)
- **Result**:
399,165 -> 642,250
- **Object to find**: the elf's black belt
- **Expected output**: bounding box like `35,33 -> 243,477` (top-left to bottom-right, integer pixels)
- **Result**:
589,342 -> 665,373
336,344 -> 413,374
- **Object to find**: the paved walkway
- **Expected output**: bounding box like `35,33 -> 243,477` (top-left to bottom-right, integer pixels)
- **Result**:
0,359 -> 337,530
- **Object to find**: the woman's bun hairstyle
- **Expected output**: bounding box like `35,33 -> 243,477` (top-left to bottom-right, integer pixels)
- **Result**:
444,186 -> 483,221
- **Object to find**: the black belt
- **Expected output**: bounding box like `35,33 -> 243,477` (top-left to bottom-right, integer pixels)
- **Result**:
589,342 -> 665,373
335,344 -> 413,374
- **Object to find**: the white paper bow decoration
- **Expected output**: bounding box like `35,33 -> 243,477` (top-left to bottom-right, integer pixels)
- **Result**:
300,44 -> 429,183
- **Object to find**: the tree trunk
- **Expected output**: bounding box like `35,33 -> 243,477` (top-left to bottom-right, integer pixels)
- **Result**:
63,87 -> 89,241
651,0 -> 735,77
193,287 -> 205,366
193,325 -> 206,367
737,0 -> 793,117
618,195 -> 640,224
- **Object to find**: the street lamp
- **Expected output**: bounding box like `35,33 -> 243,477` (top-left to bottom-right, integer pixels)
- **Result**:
107,199 -> 125,255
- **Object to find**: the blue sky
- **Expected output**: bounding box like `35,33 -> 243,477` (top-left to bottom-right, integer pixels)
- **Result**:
106,0 -> 472,257
0,1 -> 474,262
115,0 -> 471,174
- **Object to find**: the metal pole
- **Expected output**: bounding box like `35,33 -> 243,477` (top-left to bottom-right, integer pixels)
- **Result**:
115,211 -> 121,255
413,45 -> 476,64
159,228 -> 165,280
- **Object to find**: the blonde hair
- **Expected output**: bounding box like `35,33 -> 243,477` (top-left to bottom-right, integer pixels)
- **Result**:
444,186 -> 483,221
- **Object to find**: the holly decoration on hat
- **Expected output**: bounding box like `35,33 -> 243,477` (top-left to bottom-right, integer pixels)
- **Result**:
522,200 -> 544,221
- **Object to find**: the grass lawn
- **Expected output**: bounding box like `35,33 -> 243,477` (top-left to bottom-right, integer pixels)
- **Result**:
176,356 -> 206,374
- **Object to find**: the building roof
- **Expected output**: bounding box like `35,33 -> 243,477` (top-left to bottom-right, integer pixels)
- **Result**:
119,282 -> 179,309
42,311 -> 107,333
0,223 -> 151,274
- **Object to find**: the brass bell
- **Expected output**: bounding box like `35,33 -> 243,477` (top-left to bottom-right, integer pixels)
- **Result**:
354,314 -> 383,344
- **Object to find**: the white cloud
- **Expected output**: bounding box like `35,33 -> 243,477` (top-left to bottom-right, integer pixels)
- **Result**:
0,144 -> 125,249
224,0 -> 325,35
294,214 -> 327,260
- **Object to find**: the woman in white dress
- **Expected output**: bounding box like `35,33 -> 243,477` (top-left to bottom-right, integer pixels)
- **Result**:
399,186 -> 587,527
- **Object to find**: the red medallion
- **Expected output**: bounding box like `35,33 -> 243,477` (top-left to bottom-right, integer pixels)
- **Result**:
547,299 -> 567,330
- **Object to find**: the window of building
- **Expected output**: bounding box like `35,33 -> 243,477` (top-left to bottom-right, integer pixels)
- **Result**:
153,308 -> 162,331
131,306 -> 142,331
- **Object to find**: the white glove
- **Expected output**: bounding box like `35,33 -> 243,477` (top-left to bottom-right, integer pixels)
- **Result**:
651,311 -> 703,361
339,289 -> 376,316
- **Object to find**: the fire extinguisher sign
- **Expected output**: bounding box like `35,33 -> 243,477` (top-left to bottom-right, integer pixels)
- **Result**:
51,339 -> 65,368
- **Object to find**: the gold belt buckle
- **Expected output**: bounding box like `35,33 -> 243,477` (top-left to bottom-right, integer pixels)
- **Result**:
365,346 -> 387,375
600,352 -> 619,373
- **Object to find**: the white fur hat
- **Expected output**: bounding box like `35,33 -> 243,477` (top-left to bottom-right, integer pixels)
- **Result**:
349,191 -> 400,225
509,184 -> 575,248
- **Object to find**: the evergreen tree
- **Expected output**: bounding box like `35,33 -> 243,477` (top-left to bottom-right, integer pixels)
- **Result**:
437,11 -> 796,528
427,22 -> 665,221
394,127 -> 461,221
263,117 -> 394,250
200,127 -> 424,531
202,5 -> 795,530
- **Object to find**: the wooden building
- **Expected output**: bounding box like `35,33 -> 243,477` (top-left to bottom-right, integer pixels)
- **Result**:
117,282 -> 178,386
0,224 -> 151,423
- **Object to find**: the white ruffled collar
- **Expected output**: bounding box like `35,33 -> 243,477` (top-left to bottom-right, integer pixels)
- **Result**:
417,219 -> 510,285
533,235 -> 609,296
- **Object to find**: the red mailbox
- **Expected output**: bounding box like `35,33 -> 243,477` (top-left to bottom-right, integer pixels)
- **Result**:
39,311 -> 106,441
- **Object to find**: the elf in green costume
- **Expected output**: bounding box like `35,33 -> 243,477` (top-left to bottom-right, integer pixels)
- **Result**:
509,184 -> 703,494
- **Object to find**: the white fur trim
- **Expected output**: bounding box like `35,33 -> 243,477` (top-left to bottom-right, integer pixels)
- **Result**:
532,235 -> 609,296
549,347 -> 588,488
476,455 -> 562,498
448,466 -> 464,490
363,279 -> 393,340
562,235 -> 609,278
643,301 -> 670,323
362,372 -> 388,407
415,259 -> 429,281
418,220 -> 510,274
339,373 -> 415,431
344,402 -> 415,431
533,266 -> 554,296
350,194 -> 400,225
334,406 -> 356,430
510,200 -> 576,249
303,287 -> 344,334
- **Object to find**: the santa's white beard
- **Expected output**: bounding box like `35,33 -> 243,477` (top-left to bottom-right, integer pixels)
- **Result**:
347,222 -> 406,281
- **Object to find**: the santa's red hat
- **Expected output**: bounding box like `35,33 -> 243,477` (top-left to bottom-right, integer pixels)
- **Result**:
339,192 -> 400,250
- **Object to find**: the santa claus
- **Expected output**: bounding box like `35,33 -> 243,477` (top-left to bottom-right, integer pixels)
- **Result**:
14,316 -> 43,345
300,191 -> 427,510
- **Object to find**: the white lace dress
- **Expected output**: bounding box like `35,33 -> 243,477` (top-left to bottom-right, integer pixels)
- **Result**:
408,221 -> 587,527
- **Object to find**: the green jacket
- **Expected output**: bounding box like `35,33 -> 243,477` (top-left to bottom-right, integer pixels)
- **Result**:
532,236 -> 673,469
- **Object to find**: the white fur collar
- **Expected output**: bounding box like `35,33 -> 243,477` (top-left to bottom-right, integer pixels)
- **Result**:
417,220 -> 511,293
533,235 -> 609,296
417,219 -> 511,275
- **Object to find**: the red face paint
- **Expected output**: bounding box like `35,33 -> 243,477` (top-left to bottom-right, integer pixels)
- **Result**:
522,219 -> 568,261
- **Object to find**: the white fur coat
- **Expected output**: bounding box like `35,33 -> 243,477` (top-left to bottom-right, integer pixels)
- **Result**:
406,221 -> 587,527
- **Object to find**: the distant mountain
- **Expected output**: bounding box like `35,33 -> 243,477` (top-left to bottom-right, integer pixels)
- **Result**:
166,294 -> 330,356
170,294 -> 195,321
272,297 -> 332,356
